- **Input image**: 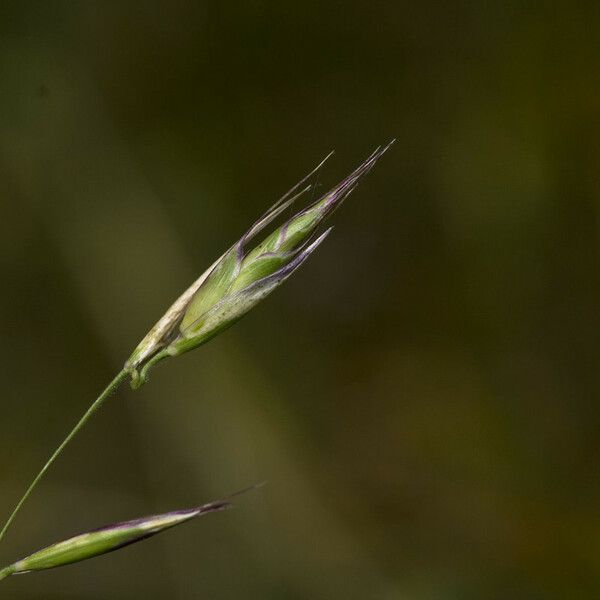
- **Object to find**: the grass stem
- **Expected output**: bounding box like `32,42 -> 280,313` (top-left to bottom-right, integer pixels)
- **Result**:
0,565 -> 15,581
0,369 -> 129,545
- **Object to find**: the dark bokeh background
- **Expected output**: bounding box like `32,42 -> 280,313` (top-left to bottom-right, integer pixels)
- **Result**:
1,2 -> 599,598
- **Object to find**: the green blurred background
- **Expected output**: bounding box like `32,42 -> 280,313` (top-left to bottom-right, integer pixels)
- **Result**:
1,2 -> 599,598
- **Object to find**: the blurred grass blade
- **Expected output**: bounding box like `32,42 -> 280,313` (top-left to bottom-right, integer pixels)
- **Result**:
0,499 -> 230,580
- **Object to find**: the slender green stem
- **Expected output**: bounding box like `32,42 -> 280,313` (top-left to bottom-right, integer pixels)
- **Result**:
0,369 -> 129,545
0,565 -> 15,581
134,349 -> 170,389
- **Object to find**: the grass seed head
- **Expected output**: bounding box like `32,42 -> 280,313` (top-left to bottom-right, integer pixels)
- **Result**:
1,501 -> 230,578
125,142 -> 394,387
